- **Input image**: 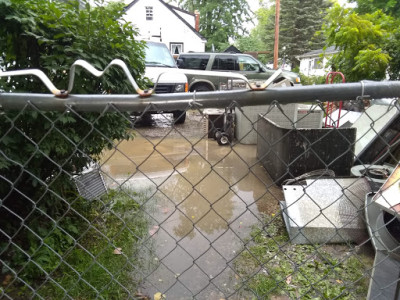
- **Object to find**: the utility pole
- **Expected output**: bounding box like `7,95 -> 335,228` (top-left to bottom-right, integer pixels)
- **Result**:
273,0 -> 280,69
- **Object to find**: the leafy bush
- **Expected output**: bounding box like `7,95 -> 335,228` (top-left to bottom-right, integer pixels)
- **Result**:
300,74 -> 327,85
0,0 -> 147,93
0,0 -> 148,296
323,4 -> 399,82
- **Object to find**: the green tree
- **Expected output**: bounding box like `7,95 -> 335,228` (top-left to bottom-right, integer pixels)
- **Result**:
0,0 -> 146,294
252,0 -> 331,67
385,27 -> 400,79
322,4 -> 397,81
236,33 -> 266,54
236,2 -> 275,62
281,0 -> 331,67
176,0 -> 252,51
350,0 -> 400,18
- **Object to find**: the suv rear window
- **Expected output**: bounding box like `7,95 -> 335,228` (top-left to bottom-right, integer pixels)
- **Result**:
179,55 -> 209,70
211,55 -> 239,71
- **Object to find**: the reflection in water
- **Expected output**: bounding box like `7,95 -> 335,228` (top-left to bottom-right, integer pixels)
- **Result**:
101,137 -> 282,299
131,113 -> 175,128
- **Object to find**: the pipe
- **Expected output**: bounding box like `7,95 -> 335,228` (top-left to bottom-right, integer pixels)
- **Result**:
273,0 -> 280,70
0,81 -> 399,112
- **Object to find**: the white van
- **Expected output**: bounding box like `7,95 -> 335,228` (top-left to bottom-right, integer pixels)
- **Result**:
142,41 -> 188,124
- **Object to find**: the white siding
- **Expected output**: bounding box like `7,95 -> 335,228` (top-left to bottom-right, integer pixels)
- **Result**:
124,0 -> 206,54
173,9 -> 195,26
299,56 -> 331,77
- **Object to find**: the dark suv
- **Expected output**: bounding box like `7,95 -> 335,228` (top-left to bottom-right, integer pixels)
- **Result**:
177,52 -> 301,86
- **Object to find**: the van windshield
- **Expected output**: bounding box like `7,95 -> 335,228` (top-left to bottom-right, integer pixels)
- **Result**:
144,42 -> 176,68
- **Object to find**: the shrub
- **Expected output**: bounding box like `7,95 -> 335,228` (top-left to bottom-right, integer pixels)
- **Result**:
0,0 -> 148,296
300,74 -> 327,85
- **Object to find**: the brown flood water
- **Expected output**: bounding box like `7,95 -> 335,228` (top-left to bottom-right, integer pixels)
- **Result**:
101,136 -> 282,299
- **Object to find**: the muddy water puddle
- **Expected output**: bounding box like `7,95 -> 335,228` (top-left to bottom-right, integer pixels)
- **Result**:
101,136 -> 282,299
131,113 -> 175,128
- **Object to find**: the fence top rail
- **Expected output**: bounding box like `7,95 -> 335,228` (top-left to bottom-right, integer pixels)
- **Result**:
0,81 -> 399,112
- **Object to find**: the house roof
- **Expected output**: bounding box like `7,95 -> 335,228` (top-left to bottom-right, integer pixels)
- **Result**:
224,45 -> 242,53
125,0 -> 206,41
297,46 -> 339,59
167,3 -> 195,17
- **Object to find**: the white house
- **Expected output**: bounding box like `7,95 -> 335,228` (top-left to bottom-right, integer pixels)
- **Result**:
297,46 -> 339,77
124,0 -> 207,55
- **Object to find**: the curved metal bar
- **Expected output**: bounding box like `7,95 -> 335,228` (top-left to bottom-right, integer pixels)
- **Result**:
68,59 -> 153,97
0,69 -> 62,96
0,60 -> 289,99
0,59 -> 153,98
249,68 -> 283,90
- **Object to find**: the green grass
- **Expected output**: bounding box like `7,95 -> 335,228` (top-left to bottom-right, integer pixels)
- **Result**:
1,188 -> 149,299
234,214 -> 373,300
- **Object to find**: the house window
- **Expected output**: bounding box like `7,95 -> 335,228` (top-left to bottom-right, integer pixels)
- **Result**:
146,6 -> 153,20
170,43 -> 183,55
313,58 -> 323,69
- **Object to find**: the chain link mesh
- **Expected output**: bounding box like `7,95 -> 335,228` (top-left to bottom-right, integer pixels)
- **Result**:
1,95 -> 399,300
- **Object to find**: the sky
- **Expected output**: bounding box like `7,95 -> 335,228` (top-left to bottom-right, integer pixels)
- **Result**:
247,0 -> 260,13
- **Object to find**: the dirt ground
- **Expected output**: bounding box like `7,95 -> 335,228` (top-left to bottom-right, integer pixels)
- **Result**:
132,110 -> 206,139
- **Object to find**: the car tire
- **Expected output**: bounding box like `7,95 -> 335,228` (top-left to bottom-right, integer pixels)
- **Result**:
191,84 -> 212,92
173,110 -> 186,124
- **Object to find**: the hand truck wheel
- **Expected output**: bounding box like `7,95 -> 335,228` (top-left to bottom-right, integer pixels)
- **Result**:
217,133 -> 230,146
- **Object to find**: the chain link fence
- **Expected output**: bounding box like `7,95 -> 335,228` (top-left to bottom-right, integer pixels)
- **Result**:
1,81 -> 400,299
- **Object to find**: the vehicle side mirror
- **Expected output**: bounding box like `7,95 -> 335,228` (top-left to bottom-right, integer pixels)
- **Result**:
258,65 -> 264,73
177,59 -> 183,68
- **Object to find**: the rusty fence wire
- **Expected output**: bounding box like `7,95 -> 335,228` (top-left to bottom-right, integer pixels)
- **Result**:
1,89 -> 400,300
